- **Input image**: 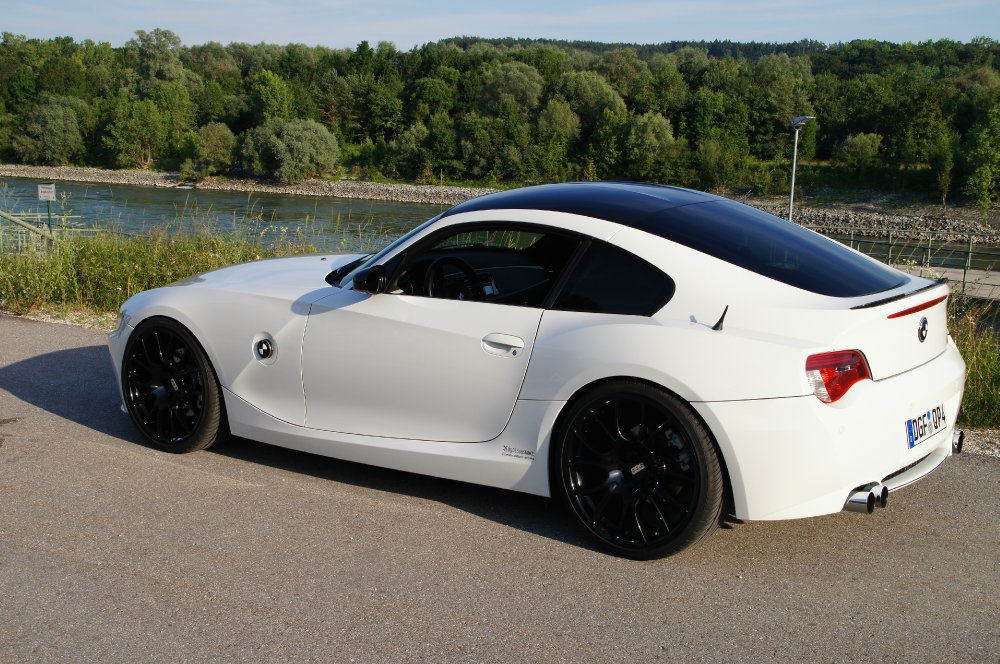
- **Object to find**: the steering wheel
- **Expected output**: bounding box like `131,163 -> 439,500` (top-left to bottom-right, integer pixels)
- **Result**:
423,256 -> 486,301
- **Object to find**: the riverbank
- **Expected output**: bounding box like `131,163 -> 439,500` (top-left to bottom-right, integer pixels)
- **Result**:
0,164 -> 497,206
2,163 -> 998,241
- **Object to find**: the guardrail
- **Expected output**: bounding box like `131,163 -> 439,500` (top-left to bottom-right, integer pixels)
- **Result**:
804,225 -> 1000,298
0,209 -> 103,254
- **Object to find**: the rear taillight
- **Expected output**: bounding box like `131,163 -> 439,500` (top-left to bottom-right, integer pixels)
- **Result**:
805,350 -> 871,403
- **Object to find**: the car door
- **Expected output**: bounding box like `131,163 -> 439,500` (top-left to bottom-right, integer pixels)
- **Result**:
300,223 -> 580,443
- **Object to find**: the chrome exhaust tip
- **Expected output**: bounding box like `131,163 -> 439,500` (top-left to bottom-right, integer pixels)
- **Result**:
845,489 -> 876,514
871,483 -> 888,509
844,483 -> 888,513
952,430 -> 964,454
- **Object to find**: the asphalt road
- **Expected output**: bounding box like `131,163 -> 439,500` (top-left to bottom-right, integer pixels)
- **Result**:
1,314 -> 997,663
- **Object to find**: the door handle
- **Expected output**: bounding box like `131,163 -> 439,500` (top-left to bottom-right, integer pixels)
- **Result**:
482,333 -> 525,357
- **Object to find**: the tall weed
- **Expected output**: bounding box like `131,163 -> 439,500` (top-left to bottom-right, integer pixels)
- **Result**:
950,298 -> 1000,427
0,232 -> 314,314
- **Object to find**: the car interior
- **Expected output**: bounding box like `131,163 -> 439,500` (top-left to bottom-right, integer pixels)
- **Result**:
389,227 -> 581,307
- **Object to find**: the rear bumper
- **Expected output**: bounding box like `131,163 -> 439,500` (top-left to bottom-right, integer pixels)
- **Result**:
693,338 -> 966,521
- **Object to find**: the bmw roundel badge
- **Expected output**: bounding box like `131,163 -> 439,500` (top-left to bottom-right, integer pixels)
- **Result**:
917,316 -> 929,343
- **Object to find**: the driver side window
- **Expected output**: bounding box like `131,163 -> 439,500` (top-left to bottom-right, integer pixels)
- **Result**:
391,225 -> 581,308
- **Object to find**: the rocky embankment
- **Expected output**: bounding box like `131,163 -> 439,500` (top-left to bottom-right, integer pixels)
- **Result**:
0,164 -> 180,188
750,201 -> 997,242
197,175 -> 496,206
2,163 -> 996,239
0,163 -> 495,206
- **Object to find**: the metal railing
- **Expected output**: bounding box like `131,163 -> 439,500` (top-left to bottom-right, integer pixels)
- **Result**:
804,225 -> 1000,299
0,210 -> 103,254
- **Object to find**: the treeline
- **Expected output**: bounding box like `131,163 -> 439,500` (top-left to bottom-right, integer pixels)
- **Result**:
1,30 -> 999,208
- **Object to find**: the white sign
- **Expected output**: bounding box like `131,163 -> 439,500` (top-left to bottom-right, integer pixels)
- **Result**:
37,183 -> 56,201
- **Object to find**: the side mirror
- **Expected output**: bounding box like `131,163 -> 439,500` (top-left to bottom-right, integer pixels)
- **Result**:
353,265 -> 387,294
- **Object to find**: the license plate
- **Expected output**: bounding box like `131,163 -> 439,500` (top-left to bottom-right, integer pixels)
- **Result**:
905,405 -> 946,448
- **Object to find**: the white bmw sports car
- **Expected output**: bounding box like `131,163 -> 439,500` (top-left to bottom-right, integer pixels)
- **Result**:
109,182 -> 966,558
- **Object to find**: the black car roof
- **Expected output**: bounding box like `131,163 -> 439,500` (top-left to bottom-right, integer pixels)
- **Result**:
440,181 -> 909,298
441,182 -> 722,227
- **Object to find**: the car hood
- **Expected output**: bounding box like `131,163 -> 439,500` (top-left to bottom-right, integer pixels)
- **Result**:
168,253 -> 364,302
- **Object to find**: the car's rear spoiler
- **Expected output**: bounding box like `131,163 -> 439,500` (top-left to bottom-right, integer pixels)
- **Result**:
850,278 -> 948,310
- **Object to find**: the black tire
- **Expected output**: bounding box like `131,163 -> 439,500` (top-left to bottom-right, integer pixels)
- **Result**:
553,380 -> 724,559
121,317 -> 224,453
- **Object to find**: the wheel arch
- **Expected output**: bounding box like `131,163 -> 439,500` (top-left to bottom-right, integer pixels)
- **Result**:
546,374 -> 736,519
124,304 -> 230,389
120,313 -> 229,451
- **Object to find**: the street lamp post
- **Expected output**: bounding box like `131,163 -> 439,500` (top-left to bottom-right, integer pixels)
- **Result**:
788,115 -> 815,222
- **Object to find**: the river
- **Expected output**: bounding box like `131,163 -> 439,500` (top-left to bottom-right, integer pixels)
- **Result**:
0,176 -> 446,252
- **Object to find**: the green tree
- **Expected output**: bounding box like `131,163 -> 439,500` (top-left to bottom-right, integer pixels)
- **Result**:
0,100 -> 15,158
695,139 -> 736,191
480,61 -> 544,113
195,80 -> 228,124
240,118 -> 339,184
590,107 -> 628,178
537,98 -> 581,143
127,28 -> 185,82
367,79 -> 404,141
623,112 -> 674,182
408,76 -> 454,121
102,95 -> 166,168
146,80 -> 197,158
249,69 -> 293,123
599,48 -> 648,102
182,41 -> 242,93
964,106 -> 1000,215
747,54 -> 814,159
457,111 -> 492,178
196,122 -> 236,173
834,132 -> 883,176
11,96 -> 84,165
927,129 -> 958,206
5,65 -> 37,114
396,121 -> 431,178
551,71 -> 626,134
37,53 -> 87,98
425,109 -> 457,172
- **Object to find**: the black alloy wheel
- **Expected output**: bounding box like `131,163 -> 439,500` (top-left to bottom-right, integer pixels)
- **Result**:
121,317 -> 224,453
554,381 -> 723,559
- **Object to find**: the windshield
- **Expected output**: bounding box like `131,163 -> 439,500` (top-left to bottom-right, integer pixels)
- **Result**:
337,215 -> 441,287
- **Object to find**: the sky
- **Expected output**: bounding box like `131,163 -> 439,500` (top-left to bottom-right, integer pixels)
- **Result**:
1,0 -> 997,49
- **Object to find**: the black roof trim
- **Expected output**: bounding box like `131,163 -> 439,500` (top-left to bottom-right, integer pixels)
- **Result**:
442,182 -> 723,226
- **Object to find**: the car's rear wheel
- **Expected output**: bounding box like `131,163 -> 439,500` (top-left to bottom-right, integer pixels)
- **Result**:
121,317 -> 224,453
554,381 -> 723,559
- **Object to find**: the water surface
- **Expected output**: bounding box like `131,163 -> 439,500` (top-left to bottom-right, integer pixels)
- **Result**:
0,176 -> 445,252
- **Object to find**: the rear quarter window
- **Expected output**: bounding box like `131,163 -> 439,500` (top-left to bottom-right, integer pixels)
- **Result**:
553,241 -> 675,316
649,200 -> 908,297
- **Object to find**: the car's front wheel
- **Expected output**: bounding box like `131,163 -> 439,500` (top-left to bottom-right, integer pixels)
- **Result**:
121,317 -> 224,453
553,381 -> 724,559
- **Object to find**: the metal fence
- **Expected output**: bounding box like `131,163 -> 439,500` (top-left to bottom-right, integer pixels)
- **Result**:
0,210 -> 105,254
803,225 -> 1000,300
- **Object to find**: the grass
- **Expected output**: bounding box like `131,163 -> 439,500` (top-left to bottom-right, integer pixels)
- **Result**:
0,231 -> 315,315
949,298 -> 1000,427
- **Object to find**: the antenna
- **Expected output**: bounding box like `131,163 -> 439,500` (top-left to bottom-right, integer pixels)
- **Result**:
712,305 -> 729,332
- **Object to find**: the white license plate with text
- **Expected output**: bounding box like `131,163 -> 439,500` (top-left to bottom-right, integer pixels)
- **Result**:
906,405 -> 946,449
